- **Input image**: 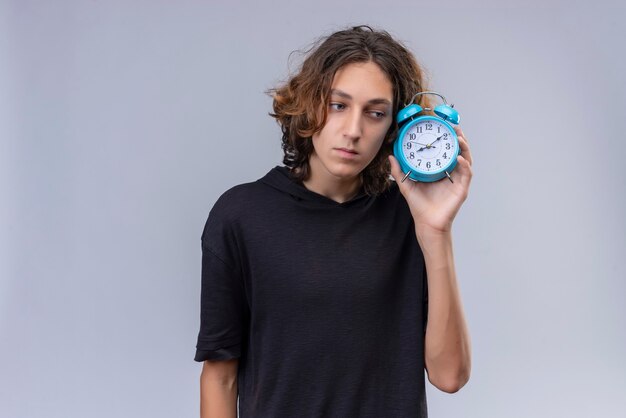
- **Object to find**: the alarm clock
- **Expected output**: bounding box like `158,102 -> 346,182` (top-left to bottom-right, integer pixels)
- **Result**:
393,91 -> 460,183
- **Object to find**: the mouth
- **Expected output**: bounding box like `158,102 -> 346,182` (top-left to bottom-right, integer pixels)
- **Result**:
334,148 -> 359,160
335,148 -> 358,155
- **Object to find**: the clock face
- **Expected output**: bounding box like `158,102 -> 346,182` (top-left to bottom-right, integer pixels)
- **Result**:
401,118 -> 457,173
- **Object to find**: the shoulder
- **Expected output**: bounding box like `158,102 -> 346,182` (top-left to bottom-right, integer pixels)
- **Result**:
210,181 -> 256,215
383,179 -> 400,196
202,179 -> 269,239
376,179 -> 403,205
374,179 -> 413,218
210,177 -> 272,215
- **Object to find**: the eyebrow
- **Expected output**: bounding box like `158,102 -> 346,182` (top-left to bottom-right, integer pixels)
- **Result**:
330,89 -> 392,106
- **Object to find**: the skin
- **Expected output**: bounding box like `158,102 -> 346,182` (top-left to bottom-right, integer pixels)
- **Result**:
389,128 -> 473,393
303,61 -> 394,203
199,62 -> 473,416
200,359 -> 238,418
304,61 -> 474,393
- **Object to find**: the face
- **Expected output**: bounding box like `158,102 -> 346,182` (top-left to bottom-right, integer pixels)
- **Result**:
308,61 -> 394,184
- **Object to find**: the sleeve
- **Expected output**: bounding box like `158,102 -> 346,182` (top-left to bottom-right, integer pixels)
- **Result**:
194,199 -> 248,362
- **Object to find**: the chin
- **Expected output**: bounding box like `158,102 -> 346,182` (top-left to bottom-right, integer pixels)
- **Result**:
325,162 -> 363,179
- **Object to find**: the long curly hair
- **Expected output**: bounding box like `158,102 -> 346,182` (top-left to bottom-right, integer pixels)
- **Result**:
268,25 -> 430,196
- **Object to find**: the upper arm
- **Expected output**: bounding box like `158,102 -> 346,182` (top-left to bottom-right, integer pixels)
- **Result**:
195,199 -> 248,363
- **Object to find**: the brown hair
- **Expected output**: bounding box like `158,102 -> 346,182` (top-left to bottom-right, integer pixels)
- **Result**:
268,25 -> 430,196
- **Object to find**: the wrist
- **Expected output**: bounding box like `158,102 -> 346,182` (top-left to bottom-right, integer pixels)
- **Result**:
415,224 -> 453,255
414,223 -> 452,241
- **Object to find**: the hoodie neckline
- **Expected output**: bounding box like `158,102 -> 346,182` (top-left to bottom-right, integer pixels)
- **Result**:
258,165 -> 371,209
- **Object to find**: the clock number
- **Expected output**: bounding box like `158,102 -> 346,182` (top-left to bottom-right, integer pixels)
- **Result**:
409,152 -> 415,159
416,126 -> 423,133
437,126 -> 441,133
436,159 -> 441,167
417,159 -> 422,166
443,152 -> 448,159
445,143 -> 451,150
426,123 -> 432,130
406,142 -> 412,149
426,161 -> 431,169
409,133 -> 416,140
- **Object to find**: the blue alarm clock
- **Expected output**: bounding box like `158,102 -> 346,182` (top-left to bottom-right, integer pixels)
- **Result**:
393,91 -> 460,183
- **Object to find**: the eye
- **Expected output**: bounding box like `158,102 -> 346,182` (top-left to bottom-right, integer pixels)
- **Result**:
329,102 -> 346,111
369,110 -> 386,119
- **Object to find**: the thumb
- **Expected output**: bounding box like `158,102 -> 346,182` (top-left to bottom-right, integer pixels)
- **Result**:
388,154 -> 404,183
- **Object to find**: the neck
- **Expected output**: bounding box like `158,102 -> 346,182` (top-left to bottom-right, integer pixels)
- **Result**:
302,152 -> 363,204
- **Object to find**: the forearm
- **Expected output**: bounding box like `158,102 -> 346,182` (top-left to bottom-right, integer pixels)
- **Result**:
417,228 -> 471,393
200,367 -> 238,418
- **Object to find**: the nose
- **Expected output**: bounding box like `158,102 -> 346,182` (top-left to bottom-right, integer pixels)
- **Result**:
343,108 -> 363,140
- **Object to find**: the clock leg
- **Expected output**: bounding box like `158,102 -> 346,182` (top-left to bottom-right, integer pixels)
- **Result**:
445,171 -> 454,183
401,170 -> 412,183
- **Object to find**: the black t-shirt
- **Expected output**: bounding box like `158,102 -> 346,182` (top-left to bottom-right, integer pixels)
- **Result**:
195,165 -> 429,417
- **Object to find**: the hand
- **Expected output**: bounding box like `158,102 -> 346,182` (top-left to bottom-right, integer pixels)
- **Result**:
388,126 -> 473,235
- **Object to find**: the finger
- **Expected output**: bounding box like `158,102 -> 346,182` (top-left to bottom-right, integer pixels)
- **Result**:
454,154 -> 473,191
457,134 -> 473,166
388,154 -> 413,193
388,154 -> 403,183
454,125 -> 466,142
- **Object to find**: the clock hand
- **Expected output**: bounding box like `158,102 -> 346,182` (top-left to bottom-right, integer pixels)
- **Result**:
408,140 -> 437,152
426,135 -> 445,148
416,144 -> 436,152
408,140 -> 430,147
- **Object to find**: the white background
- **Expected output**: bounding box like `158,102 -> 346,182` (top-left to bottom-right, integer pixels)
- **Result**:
1,1 -> 625,416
